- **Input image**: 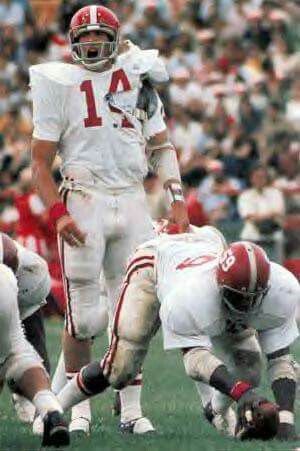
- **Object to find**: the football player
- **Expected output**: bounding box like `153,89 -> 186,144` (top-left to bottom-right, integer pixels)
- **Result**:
57,227 -> 299,440
30,4 -> 189,435
0,232 -> 53,428
0,232 -> 69,447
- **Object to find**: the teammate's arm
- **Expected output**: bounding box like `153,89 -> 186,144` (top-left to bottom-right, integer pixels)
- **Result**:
147,129 -> 189,233
266,346 -> 298,440
31,139 -> 85,247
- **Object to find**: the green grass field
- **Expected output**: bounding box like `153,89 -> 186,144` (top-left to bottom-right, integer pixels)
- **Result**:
0,318 -> 299,451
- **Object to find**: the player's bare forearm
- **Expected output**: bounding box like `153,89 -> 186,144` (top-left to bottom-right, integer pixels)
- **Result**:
31,138 -> 85,247
31,138 -> 60,208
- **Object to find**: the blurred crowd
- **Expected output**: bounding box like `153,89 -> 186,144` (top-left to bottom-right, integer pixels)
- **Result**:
0,0 -> 299,295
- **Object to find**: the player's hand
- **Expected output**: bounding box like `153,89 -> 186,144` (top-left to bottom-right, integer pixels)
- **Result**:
236,390 -> 279,440
204,401 -> 236,437
276,423 -> 299,441
168,200 -> 190,233
56,214 -> 86,247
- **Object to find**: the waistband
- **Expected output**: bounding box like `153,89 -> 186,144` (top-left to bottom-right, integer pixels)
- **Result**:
61,166 -> 144,195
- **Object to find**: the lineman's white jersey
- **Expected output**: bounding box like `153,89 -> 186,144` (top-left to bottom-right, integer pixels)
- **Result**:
144,228 -> 300,354
29,46 -> 167,189
0,235 -> 50,320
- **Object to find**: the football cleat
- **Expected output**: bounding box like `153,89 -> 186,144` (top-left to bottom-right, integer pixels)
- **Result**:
42,410 -> 70,448
69,416 -> 91,436
119,417 -> 155,434
12,393 -> 35,424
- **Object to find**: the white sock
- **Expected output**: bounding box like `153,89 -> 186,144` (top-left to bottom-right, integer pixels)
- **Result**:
32,390 -> 63,419
57,376 -> 89,412
65,372 -> 91,422
120,374 -> 143,423
51,351 -> 67,394
71,399 -> 91,422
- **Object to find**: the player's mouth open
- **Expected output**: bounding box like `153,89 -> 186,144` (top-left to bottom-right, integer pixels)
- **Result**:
87,49 -> 98,58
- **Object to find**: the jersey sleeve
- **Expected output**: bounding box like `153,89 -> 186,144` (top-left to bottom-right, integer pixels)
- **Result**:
29,67 -> 64,142
143,91 -> 167,139
258,262 -> 300,354
258,316 -> 299,355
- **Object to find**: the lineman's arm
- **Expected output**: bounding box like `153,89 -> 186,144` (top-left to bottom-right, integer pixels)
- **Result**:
31,139 -> 85,247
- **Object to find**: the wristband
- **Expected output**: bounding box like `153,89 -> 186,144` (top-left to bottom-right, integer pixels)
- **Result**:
166,182 -> 184,204
49,202 -> 68,225
230,381 -> 252,401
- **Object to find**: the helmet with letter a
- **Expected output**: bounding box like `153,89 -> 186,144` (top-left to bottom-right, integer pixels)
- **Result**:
69,4 -> 120,70
216,241 -> 270,314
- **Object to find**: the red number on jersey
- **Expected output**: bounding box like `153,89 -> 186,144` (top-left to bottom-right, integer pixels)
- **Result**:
176,255 -> 215,270
80,70 -> 133,128
80,80 -> 102,127
109,69 -> 131,93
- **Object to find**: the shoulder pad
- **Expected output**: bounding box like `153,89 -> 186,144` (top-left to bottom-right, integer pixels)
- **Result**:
29,62 -> 84,86
118,43 -> 169,83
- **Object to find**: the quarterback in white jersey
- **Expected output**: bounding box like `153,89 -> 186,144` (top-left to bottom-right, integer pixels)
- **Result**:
30,4 -> 189,434
0,233 -> 69,447
57,227 -> 299,441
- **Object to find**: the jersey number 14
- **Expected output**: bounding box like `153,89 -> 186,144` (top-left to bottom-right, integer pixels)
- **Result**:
80,69 -> 132,128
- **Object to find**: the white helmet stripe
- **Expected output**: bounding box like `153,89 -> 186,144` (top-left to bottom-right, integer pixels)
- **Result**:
246,243 -> 257,291
90,5 -> 97,24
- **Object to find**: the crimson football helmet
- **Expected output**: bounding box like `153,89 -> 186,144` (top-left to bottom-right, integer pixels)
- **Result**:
69,5 -> 120,70
216,241 -> 270,314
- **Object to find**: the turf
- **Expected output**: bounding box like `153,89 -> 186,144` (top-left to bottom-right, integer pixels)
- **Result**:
0,318 -> 299,451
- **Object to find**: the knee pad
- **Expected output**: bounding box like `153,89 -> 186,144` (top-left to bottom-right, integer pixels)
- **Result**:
66,278 -> 108,339
183,348 -> 223,383
268,354 -> 297,384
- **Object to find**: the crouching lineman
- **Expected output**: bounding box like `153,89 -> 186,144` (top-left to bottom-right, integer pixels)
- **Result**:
0,232 -> 69,447
56,227 -> 299,440
0,233 -> 51,424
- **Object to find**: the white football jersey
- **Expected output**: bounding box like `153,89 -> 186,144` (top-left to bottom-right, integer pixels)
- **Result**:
0,234 -> 50,320
14,242 -> 51,320
152,229 -> 299,354
29,47 -> 167,189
